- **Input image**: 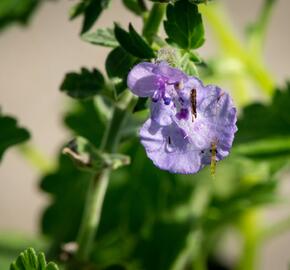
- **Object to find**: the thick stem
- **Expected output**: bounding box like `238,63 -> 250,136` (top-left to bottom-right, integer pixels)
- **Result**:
76,168 -> 110,261
142,3 -> 166,44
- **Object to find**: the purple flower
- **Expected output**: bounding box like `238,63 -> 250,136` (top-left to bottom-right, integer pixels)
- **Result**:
127,61 -> 237,174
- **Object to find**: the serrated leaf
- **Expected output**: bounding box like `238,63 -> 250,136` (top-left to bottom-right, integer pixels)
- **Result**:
105,47 -> 136,79
82,28 -> 118,47
164,0 -> 205,49
60,68 -> 105,100
9,248 -> 59,270
114,23 -> 155,59
0,113 -> 30,161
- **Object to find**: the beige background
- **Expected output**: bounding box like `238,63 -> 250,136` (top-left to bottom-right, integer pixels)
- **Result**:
1,0 -> 290,269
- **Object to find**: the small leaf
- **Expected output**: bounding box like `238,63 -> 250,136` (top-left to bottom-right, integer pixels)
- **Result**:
9,248 -> 59,270
164,0 -> 205,49
63,137 -> 130,171
105,47 -> 136,79
70,0 -> 111,33
114,23 -> 155,59
0,113 -> 30,161
122,0 -> 147,15
81,28 -> 118,47
60,68 -> 105,100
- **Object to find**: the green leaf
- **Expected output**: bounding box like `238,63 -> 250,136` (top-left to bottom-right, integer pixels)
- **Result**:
9,248 -> 59,270
0,113 -> 30,161
0,0 -> 40,31
235,82 -> 290,160
206,179 -> 278,230
40,152 -> 91,248
114,23 -> 155,59
105,47 -> 136,79
60,68 -> 105,100
64,100 -> 106,148
81,28 -> 118,47
164,0 -> 205,49
40,100 -> 106,250
122,0 -> 147,16
70,0 -> 111,33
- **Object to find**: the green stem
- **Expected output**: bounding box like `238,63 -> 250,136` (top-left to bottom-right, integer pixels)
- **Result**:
171,178 -> 212,270
101,107 -> 128,153
18,143 -> 55,173
199,3 -> 275,96
142,3 -> 166,44
248,0 -> 277,56
75,94 -> 135,263
235,210 -> 261,270
76,168 -> 110,261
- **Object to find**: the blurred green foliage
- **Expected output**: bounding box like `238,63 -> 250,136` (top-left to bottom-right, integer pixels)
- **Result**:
0,114 -> 30,161
1,0 -> 290,270
0,0 -> 40,31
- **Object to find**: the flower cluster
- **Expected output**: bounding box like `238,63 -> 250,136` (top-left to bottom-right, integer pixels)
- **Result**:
127,61 -> 237,174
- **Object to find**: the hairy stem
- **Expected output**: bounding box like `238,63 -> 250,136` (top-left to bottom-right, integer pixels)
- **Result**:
75,95 -> 134,262
76,168 -> 110,261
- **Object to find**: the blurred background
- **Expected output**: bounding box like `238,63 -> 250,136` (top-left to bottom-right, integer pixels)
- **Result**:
0,0 -> 290,269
